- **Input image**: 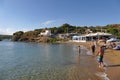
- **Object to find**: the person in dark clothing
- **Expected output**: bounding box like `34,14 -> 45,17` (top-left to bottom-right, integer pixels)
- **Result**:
91,42 -> 96,55
78,46 -> 81,55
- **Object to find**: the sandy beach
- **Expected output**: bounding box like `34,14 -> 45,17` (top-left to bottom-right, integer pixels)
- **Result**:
104,48 -> 120,80
69,41 -> 120,80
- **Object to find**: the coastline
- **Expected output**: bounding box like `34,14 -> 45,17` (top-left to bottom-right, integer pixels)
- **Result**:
8,40 -> 120,79
68,41 -> 120,80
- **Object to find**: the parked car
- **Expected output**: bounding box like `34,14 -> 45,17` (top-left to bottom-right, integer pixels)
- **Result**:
106,38 -> 119,42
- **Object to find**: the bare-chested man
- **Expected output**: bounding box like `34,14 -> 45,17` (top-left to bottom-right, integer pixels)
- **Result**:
96,46 -> 105,68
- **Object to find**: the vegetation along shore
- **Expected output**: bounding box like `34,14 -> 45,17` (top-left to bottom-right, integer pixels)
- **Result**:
11,23 -> 120,43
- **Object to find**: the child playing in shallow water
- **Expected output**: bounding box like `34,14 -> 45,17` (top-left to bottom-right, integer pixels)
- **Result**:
96,46 -> 105,68
78,46 -> 81,55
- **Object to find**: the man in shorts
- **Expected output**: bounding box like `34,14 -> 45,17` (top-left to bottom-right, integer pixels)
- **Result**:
96,46 -> 105,68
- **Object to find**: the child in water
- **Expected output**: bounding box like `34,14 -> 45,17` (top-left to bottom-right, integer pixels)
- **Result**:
78,46 -> 81,55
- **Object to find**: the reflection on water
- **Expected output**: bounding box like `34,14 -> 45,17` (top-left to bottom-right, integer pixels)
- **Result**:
77,55 -> 80,64
0,41 -> 100,80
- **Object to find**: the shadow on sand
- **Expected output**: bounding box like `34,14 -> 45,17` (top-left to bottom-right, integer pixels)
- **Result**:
106,64 -> 120,67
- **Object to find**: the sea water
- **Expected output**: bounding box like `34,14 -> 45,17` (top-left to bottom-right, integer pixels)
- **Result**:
0,41 -> 102,80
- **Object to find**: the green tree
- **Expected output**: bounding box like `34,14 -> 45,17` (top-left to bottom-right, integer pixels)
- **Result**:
49,27 -> 58,34
12,31 -> 24,41
60,23 -> 71,33
107,27 -> 118,35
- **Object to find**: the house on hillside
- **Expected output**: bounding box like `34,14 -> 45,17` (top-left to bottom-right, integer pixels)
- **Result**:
39,30 -> 51,37
58,33 -> 78,39
58,34 -> 69,39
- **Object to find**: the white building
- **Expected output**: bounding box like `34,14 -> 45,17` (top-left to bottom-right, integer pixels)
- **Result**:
72,32 -> 114,42
40,30 -> 51,36
72,36 -> 86,42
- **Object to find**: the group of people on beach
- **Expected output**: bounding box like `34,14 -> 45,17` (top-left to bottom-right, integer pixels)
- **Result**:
78,44 -> 105,68
91,42 -> 105,68
77,38 -> 113,68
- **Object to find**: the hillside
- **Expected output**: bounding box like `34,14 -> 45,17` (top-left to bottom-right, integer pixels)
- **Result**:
11,23 -> 120,42
0,35 -> 12,40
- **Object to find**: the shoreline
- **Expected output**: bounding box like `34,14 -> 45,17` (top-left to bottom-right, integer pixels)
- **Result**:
68,41 -> 120,80
7,40 -> 120,79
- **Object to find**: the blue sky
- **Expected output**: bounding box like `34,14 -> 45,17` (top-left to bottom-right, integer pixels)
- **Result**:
0,0 -> 120,35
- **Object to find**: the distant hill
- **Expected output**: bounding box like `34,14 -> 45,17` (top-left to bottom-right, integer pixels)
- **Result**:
0,35 -> 12,40
11,23 -> 120,42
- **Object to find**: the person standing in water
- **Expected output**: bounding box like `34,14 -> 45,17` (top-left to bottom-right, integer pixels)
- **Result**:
96,46 -> 105,68
78,46 -> 81,55
91,42 -> 96,55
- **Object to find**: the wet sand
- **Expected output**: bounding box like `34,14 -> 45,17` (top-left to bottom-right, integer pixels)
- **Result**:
67,48 -> 102,80
69,41 -> 120,80
105,49 -> 120,80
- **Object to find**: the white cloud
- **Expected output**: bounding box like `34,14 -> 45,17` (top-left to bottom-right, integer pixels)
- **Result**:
0,20 -> 56,35
0,28 -> 14,35
41,20 -> 55,26
0,28 -> 27,35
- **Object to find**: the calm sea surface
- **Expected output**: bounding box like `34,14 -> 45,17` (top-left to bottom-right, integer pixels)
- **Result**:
0,41 -> 101,80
